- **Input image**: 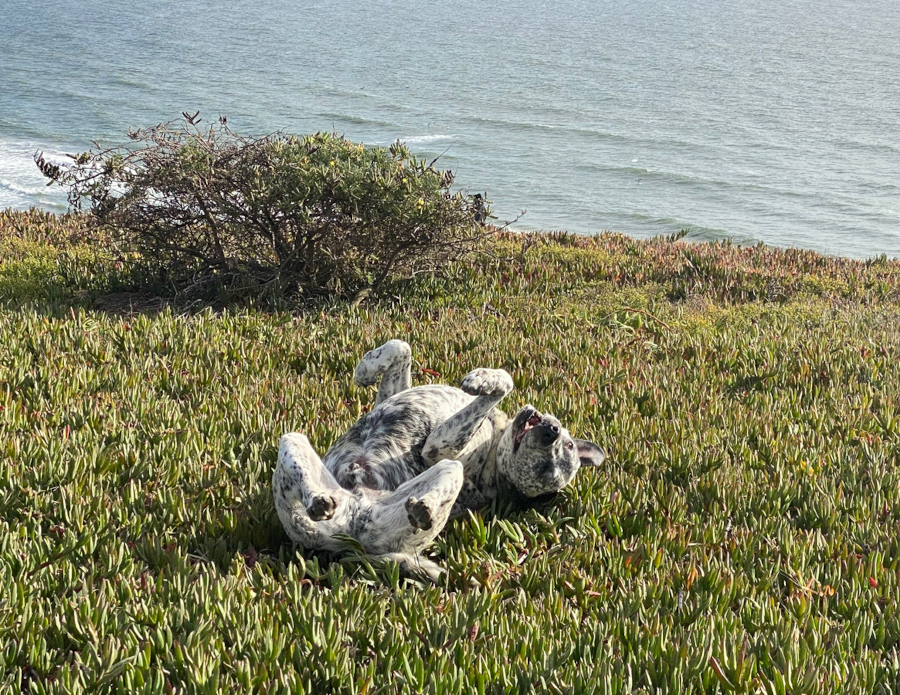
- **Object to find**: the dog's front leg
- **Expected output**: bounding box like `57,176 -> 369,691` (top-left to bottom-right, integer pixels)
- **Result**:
422,368 -> 513,465
353,339 -> 412,406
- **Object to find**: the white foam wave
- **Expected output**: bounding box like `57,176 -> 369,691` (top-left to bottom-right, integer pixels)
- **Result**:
402,134 -> 460,145
0,139 -> 70,210
0,178 -> 51,197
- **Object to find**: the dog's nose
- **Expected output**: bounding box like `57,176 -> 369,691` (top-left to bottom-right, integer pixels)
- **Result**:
539,422 -> 561,445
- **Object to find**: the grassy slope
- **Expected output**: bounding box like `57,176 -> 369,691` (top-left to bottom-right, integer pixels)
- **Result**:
3,210 -> 900,693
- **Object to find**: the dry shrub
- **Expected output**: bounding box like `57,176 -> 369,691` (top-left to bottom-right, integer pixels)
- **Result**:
37,115 -> 489,300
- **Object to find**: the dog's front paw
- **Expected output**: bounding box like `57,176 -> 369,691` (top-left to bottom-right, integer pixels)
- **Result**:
354,340 -> 412,386
461,368 -> 513,398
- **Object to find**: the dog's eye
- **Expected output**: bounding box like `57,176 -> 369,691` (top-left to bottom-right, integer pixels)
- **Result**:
566,441 -> 574,450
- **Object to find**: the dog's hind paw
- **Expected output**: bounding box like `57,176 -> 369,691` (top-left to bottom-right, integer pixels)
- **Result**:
461,368 -> 514,398
307,494 -> 338,521
405,496 -> 434,531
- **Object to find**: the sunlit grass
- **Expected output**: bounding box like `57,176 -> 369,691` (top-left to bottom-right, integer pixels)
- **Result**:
3,210 -> 900,693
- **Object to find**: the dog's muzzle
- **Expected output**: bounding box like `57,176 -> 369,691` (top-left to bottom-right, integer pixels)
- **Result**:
537,421 -> 561,446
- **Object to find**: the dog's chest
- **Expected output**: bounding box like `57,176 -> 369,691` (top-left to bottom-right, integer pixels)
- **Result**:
363,385 -> 468,448
325,385 -> 480,488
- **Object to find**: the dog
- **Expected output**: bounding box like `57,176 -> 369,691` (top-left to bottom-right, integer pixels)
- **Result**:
272,339 -> 605,581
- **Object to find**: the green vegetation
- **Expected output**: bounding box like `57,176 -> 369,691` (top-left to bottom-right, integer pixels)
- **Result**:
35,118 -> 488,301
3,209 -> 900,693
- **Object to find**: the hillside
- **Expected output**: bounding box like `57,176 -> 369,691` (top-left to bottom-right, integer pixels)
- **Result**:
3,209 -> 900,693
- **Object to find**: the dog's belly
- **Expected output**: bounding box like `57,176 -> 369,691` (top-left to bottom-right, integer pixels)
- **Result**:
324,385 -> 475,490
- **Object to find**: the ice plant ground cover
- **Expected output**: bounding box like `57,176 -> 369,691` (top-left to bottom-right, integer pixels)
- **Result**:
3,209 -> 900,693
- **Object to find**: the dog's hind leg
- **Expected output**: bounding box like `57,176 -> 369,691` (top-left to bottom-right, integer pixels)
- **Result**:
357,458 -> 464,560
354,340 -> 412,406
422,368 -> 513,465
273,433 -> 358,552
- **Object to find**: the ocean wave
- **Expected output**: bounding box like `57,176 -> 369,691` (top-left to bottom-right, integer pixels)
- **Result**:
601,213 -> 761,246
575,161 -> 842,203
316,112 -> 397,128
463,114 -> 703,150
829,137 -> 900,156
682,226 -> 760,245
313,86 -> 418,114
0,177 -> 54,197
315,85 -> 379,100
402,134 -> 460,145
0,139 -> 69,210
860,181 -> 900,193
504,214 -> 755,246
366,134 -> 461,148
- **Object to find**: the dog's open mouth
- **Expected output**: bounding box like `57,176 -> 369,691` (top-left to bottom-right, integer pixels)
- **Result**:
514,408 -> 542,449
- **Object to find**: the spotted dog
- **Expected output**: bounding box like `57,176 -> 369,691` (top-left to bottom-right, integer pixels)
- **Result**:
273,340 -> 605,580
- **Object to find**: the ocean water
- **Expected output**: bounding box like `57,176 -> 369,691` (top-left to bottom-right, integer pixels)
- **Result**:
1,0 -> 898,258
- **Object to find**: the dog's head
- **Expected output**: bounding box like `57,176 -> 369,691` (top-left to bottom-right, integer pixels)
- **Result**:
496,405 -> 605,498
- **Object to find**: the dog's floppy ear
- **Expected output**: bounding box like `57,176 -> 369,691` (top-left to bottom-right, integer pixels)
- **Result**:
575,439 -> 606,467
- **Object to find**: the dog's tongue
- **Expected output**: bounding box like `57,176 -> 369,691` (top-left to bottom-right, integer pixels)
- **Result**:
516,412 -> 542,444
